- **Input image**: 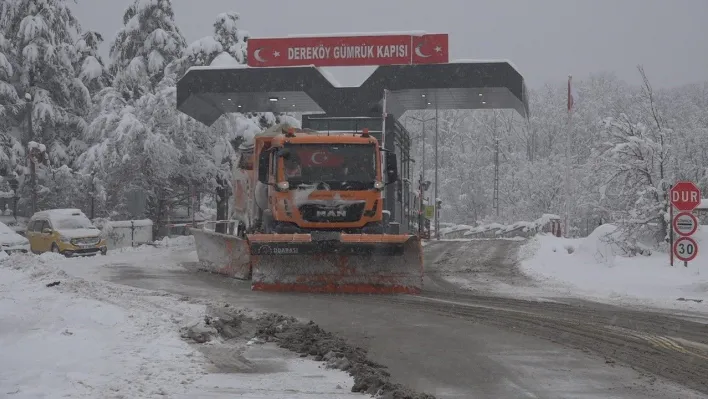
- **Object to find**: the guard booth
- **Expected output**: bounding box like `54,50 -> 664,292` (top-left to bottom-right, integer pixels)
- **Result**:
301,114 -> 414,234
176,58 -> 529,237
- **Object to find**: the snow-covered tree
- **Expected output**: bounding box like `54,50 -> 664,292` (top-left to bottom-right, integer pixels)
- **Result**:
593,67 -> 673,248
75,31 -> 112,95
212,11 -> 248,63
109,0 -> 186,100
167,11 -> 293,232
0,0 -> 92,213
0,24 -> 23,178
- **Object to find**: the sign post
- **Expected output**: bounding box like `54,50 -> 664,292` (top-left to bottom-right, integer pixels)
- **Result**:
670,181 -> 701,267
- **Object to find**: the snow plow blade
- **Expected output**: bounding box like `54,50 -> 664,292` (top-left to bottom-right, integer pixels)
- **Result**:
247,232 -> 423,294
190,228 -> 251,279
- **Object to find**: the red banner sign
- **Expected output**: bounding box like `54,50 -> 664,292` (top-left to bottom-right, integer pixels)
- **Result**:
247,34 -> 448,67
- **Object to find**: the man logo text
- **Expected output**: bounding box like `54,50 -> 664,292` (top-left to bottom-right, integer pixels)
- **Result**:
317,210 -> 346,217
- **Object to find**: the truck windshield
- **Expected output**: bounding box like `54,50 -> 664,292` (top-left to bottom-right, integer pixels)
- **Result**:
281,143 -> 377,190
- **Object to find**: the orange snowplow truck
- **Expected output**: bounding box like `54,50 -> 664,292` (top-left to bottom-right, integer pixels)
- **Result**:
190,123 -> 423,294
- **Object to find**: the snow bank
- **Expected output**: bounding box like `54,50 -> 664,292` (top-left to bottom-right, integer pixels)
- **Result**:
519,224 -> 708,313
441,214 -> 561,239
0,254 -> 207,398
0,248 -> 371,398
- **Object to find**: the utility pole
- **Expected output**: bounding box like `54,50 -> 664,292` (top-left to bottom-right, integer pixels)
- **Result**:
434,100 -> 440,240
190,181 -> 197,228
89,171 -> 96,219
25,92 -> 37,215
493,111 -> 500,218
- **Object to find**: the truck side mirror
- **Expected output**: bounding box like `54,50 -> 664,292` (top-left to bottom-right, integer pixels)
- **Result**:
385,153 -> 398,184
258,152 -> 269,183
278,148 -> 291,160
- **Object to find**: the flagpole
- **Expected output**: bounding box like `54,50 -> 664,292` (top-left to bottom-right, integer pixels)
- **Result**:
564,75 -> 573,238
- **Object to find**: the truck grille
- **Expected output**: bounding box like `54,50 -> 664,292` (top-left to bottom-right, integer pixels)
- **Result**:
299,202 -> 366,223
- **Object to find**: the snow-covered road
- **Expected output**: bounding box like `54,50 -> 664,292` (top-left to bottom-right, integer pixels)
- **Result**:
0,246 -> 368,399
5,234 -> 708,398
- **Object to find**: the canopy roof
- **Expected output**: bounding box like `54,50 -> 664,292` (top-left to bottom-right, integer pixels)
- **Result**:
176,62 -> 529,126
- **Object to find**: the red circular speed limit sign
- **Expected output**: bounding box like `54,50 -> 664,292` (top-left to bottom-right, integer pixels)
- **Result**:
673,236 -> 698,262
673,212 -> 698,236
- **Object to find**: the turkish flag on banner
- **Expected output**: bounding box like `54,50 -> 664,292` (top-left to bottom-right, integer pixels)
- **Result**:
411,34 -> 449,64
297,149 -> 345,167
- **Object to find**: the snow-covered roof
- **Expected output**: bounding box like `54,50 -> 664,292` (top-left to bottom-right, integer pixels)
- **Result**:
282,31 -> 429,38
449,59 -> 522,75
187,63 -> 249,72
209,52 -> 242,67
31,209 -> 87,221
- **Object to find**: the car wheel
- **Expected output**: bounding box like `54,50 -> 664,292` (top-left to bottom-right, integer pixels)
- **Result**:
51,243 -> 63,256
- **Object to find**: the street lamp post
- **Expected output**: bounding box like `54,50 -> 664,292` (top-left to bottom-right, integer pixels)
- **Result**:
90,171 -> 96,219
434,101 -> 439,240
407,114 -> 436,237
9,176 -> 19,221
24,93 -> 37,215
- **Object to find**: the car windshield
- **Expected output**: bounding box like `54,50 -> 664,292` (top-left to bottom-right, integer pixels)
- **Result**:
281,143 -> 377,190
55,216 -> 95,230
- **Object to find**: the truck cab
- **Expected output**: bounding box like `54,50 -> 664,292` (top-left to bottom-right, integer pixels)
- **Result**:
250,127 -> 398,234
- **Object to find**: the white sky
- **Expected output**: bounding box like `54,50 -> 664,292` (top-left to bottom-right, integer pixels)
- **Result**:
71,0 -> 708,89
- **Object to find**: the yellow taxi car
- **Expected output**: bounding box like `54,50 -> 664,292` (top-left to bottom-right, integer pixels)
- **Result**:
26,209 -> 107,257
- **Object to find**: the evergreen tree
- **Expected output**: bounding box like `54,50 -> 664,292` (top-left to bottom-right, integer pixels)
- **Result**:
0,23 -> 23,179
75,31 -> 112,96
212,11 -> 248,63
109,0 -> 186,100
80,0 -> 189,225
0,0 -> 91,213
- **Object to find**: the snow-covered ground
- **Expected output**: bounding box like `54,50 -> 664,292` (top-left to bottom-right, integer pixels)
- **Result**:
0,241 -> 369,399
519,224 -> 708,314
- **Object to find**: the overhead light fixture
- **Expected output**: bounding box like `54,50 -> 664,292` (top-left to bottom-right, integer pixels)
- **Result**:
268,97 -> 278,102
478,93 -> 483,97
237,105 -> 242,108
427,102 -> 431,105
292,104 -> 296,107
227,98 -> 232,101
421,94 -> 426,98
482,101 -> 486,105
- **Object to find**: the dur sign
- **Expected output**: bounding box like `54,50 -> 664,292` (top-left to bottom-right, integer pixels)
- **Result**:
670,181 -> 701,211
247,33 -> 449,67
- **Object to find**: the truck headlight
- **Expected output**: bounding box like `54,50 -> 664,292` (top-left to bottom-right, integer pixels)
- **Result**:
277,181 -> 290,191
59,235 -> 72,243
374,181 -> 384,190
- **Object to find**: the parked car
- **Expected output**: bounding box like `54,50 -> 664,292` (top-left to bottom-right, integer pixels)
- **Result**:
26,209 -> 107,257
0,221 -> 30,254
